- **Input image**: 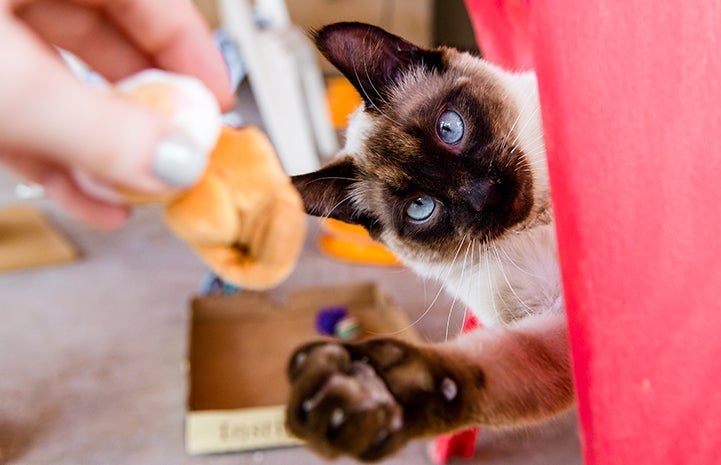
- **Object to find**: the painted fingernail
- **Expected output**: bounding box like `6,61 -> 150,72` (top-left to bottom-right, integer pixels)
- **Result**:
152,135 -> 207,188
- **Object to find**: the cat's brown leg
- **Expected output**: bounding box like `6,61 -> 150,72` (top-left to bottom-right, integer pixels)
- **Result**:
285,313 -> 573,461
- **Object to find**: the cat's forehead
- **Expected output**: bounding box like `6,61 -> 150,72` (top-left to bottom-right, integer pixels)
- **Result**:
389,50 -> 513,122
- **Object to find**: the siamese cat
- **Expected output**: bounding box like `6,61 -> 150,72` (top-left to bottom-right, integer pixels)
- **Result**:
285,22 -> 573,461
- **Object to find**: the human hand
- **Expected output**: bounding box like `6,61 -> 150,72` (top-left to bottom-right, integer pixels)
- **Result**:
0,0 -> 234,229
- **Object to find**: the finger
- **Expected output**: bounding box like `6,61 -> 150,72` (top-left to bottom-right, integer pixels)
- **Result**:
80,0 -> 234,109
44,170 -> 131,230
0,152 -> 130,230
15,0 -> 152,81
0,12 -> 210,194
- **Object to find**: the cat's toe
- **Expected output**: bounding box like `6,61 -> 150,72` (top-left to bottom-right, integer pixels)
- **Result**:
287,341 -> 351,381
286,347 -> 407,460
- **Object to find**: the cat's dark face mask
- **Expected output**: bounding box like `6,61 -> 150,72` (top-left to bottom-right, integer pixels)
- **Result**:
292,22 -> 539,260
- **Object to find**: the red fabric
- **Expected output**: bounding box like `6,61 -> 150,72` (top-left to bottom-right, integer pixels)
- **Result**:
461,311 -> 481,332
463,0 -> 533,71
464,1 -> 721,463
428,428 -> 480,465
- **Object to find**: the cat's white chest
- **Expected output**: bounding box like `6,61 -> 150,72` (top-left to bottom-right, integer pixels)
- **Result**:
413,225 -> 562,327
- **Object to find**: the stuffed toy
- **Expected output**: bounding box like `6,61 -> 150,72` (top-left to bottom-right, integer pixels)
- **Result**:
116,70 -> 306,290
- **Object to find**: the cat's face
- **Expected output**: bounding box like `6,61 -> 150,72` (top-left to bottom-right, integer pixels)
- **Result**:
294,23 -> 550,271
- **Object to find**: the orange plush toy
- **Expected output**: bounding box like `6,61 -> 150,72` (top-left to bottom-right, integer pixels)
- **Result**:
118,70 -> 306,290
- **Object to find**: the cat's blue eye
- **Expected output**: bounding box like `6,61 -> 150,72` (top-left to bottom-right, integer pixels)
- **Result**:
436,110 -> 464,144
406,195 -> 436,223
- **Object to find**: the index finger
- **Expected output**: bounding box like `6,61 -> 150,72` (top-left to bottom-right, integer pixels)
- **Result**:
83,0 -> 234,109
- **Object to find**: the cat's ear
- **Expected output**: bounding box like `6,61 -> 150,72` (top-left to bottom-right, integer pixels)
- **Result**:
313,22 -> 445,109
292,156 -> 372,227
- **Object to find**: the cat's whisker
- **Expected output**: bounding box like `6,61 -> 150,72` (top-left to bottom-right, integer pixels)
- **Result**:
481,240 -> 502,324
521,161 -> 549,172
518,157 -> 547,168
519,144 -> 547,160
468,237 -> 478,285
349,41 -> 403,127
350,54 -> 389,112
520,131 -> 547,146
522,148 -> 548,158
509,103 -> 541,150
445,234 -> 471,341
501,104 -> 526,151
363,62 -> 393,108
498,244 -> 544,279
320,192 -> 356,221
505,152 -> 531,175
353,66 -> 384,114
467,236 -> 479,324
489,241 -> 515,319
299,176 -> 359,186
355,34 -> 382,104
471,237 -> 483,314
492,243 -> 535,317
497,74 -> 525,146
473,239 -> 487,324
512,139 -> 540,165
356,76 -> 402,127
489,244 -> 514,317
501,69 -> 539,152
510,149 -> 546,172
371,234 -> 468,337
321,184 -> 374,221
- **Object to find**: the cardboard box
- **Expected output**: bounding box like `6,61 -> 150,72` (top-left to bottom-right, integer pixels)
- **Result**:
185,282 -> 419,454
0,205 -> 77,272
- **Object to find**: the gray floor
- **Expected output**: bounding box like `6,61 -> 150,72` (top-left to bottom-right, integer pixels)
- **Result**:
0,84 -> 581,465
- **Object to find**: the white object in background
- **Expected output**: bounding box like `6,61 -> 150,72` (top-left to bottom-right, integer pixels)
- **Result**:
15,182 -> 45,200
284,27 -> 340,160
218,0 -> 338,176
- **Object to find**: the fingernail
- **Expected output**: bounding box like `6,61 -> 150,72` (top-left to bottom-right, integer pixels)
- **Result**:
152,135 -> 207,187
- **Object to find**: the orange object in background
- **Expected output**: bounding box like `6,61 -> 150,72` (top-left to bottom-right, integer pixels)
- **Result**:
320,79 -> 399,267
318,219 -> 400,267
326,76 -> 363,129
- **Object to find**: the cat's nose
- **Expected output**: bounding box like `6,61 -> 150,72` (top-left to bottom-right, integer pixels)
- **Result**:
464,178 -> 495,212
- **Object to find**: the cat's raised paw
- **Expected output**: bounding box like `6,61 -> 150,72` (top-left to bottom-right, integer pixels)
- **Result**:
285,341 -> 407,460
285,339 -> 461,461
